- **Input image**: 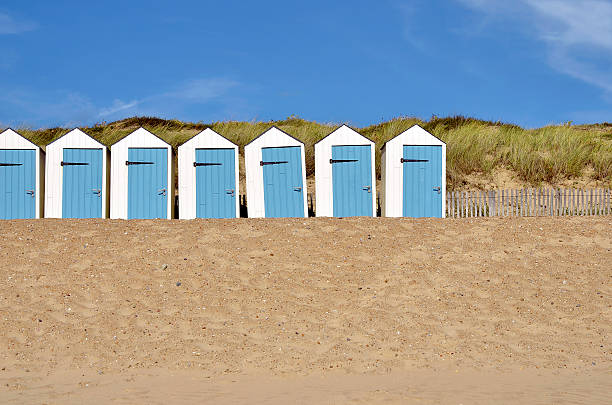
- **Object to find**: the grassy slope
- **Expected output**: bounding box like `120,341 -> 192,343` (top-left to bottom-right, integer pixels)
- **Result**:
10,116 -> 612,190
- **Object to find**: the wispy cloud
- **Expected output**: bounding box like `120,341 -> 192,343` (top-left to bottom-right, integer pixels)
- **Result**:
97,77 -> 240,118
0,77 -> 244,128
0,13 -> 38,34
457,0 -> 612,94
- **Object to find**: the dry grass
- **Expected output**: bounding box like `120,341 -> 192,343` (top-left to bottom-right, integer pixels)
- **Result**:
7,115 -> 612,189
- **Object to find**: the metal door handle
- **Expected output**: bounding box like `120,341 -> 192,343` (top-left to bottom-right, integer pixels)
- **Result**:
158,188 -> 167,196
362,186 -> 371,193
26,189 -> 35,196
92,189 -> 101,196
294,187 -> 302,192
433,186 -> 441,194
225,189 -> 235,196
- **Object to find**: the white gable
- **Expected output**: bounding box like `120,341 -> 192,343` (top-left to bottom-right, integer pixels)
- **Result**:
0,128 -> 39,149
47,128 -> 105,150
386,125 -> 445,148
180,128 -> 237,149
112,127 -> 171,149
316,124 -> 373,146
245,126 -> 303,152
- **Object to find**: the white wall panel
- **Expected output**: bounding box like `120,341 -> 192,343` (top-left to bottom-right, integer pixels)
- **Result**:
0,129 -> 44,218
314,125 -> 376,217
244,127 -> 307,218
110,127 -> 173,219
381,125 -> 446,217
178,128 -> 239,219
44,128 -> 108,218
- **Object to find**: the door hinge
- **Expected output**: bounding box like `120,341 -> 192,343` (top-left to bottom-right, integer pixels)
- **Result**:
126,161 -> 154,166
260,161 -> 288,166
330,159 -> 358,163
61,161 -> 89,166
194,162 -> 222,167
401,158 -> 429,163
0,163 -> 22,167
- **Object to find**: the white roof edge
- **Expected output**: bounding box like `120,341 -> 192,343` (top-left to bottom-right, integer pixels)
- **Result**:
0,128 -> 40,149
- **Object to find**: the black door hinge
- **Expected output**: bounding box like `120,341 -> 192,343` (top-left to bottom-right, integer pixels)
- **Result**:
126,161 -> 154,166
330,159 -> 358,163
61,161 -> 89,166
401,158 -> 429,163
194,162 -> 222,167
260,161 -> 288,166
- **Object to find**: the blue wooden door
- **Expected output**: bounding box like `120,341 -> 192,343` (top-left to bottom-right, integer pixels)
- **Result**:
195,148 -> 236,218
62,148 -> 103,218
262,146 -> 304,218
0,149 -> 36,219
331,145 -> 373,217
127,148 -> 168,219
402,145 -> 443,217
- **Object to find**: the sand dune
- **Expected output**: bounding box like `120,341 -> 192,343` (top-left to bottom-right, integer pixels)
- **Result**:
0,217 -> 610,404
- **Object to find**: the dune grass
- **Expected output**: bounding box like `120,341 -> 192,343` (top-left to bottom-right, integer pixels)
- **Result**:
9,115 -> 612,189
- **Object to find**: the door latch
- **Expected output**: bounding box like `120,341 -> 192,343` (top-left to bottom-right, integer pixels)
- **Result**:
433,186 -> 441,194
362,186 -> 371,193
225,189 -> 235,197
26,189 -> 35,197
158,188 -> 167,196
92,189 -> 101,196
294,187 -> 302,192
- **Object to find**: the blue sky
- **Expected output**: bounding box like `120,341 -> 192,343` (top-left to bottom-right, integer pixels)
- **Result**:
1,0 -> 611,128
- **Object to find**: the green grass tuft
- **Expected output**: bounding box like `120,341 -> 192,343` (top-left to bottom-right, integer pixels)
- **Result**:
6,115 -> 611,189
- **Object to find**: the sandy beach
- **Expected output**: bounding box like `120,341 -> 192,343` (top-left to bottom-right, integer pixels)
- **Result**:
0,217 -> 610,404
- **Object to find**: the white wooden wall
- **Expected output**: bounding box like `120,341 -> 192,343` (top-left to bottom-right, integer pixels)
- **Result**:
244,127 -> 308,218
314,125 -> 376,217
44,129 -> 108,218
381,125 -> 446,217
0,129 -> 44,218
110,127 -> 173,219
177,128 -> 239,219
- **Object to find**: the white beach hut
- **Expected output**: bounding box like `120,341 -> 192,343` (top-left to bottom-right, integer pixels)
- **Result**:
44,128 -> 109,218
314,125 -> 376,217
178,128 -> 239,219
110,127 -> 174,219
0,129 -> 44,219
244,126 -> 307,218
381,125 -> 446,218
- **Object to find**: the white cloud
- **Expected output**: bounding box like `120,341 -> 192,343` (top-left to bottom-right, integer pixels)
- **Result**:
97,77 -> 239,118
0,13 -> 38,34
0,76 -> 244,127
98,99 -> 142,117
457,0 -> 612,94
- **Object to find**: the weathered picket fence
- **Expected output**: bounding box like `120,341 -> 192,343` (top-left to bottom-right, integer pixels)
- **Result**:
446,188 -> 612,218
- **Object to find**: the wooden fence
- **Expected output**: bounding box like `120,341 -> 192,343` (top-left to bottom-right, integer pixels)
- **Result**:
446,188 -> 612,218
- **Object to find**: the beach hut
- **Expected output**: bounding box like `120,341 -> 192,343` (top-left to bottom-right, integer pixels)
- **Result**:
44,129 -> 109,218
0,129 -> 44,219
178,128 -> 239,219
314,125 -> 376,217
244,127 -> 307,218
110,127 -> 173,219
381,125 -> 446,218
